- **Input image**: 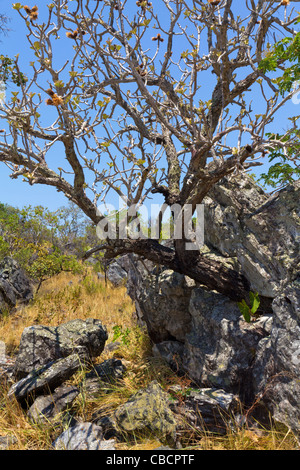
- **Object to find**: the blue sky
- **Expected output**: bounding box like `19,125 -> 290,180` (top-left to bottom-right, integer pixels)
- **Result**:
0,1 -> 69,210
0,1 -> 299,213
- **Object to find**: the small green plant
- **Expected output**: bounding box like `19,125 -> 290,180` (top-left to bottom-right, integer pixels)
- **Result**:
112,325 -> 131,346
238,291 -> 260,323
81,276 -> 101,295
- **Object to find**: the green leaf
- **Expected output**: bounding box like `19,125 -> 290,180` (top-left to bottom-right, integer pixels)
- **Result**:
33,41 -> 41,51
249,291 -> 260,314
12,3 -> 22,10
238,299 -> 251,323
54,80 -> 65,88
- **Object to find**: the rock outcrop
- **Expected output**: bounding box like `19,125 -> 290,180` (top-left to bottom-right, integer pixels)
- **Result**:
127,263 -> 194,344
0,257 -> 33,314
122,176 -> 300,439
125,259 -> 273,402
252,280 -> 300,439
13,318 -> 108,379
4,318 -> 244,449
183,288 -> 272,403
204,177 -> 299,298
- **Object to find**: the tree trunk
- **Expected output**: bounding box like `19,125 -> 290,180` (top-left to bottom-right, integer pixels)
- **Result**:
84,237 -> 250,302
174,238 -> 250,302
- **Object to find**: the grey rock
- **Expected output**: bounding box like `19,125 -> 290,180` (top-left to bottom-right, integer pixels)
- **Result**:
171,388 -> 240,435
152,341 -> 185,374
13,318 -> 108,378
82,359 -> 126,397
27,385 -> 80,424
92,415 -> 123,441
253,281 -> 300,440
0,278 -> 17,311
92,381 -> 178,445
204,176 -> 300,297
182,288 -> 271,402
126,259 -> 194,343
107,261 -> 127,287
122,176 -> 300,434
113,380 -> 177,446
8,353 -> 84,404
0,435 -> 17,450
86,358 -> 126,383
123,253 -> 272,402
0,352 -> 15,386
97,438 -> 116,450
104,341 -> 121,352
52,422 -> 115,450
83,377 -> 107,397
0,257 -> 33,314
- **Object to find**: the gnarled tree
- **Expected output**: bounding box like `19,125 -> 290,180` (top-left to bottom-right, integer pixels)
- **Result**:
0,0 -> 299,301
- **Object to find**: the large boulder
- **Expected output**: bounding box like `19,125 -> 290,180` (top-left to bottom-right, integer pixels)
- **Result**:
0,278 -> 17,312
253,280 -> 300,440
204,176 -> 300,298
0,257 -> 33,314
125,256 -> 194,343
125,255 -> 272,402
13,318 -> 108,379
122,177 -> 300,436
182,288 -> 272,403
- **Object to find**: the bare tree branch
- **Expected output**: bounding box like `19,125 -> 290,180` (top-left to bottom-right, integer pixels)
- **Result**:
0,0 -> 298,300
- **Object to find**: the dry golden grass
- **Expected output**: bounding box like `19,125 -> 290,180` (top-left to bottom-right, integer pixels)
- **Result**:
196,426 -> 299,451
0,270 -> 136,356
0,269 -> 299,450
0,381 -> 59,450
